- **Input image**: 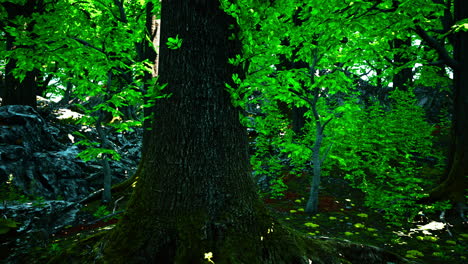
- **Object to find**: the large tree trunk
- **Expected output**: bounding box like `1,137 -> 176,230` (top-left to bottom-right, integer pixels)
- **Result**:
45,1 -> 414,263
427,0 -> 467,204
100,0 -> 307,263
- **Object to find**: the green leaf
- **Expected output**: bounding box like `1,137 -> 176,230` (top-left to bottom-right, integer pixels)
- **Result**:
166,35 -> 183,49
451,18 -> 468,32
304,222 -> 320,228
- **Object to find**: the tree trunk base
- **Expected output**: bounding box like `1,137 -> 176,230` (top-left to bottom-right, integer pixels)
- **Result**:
42,224 -> 412,264
424,149 -> 467,204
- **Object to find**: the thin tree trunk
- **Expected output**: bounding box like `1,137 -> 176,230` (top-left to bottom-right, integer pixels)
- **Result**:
96,115 -> 113,204
305,129 -> 323,214
391,38 -> 413,91
138,2 -> 159,152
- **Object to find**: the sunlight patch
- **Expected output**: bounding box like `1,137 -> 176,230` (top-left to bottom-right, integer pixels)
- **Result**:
411,221 -> 445,235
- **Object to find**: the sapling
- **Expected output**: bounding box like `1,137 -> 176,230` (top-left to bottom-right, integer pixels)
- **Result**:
287,50 -> 333,214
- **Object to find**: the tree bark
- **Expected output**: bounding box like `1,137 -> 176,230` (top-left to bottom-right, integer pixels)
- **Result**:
0,0 -> 42,108
305,130 -> 323,214
427,0 -> 468,204
391,38 -> 413,91
100,0 -> 308,263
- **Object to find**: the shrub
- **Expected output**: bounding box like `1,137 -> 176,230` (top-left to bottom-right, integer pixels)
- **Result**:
324,89 -> 446,223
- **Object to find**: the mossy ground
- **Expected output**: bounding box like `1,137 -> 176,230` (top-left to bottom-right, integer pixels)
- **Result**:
264,171 -> 467,264
4,163 -> 466,264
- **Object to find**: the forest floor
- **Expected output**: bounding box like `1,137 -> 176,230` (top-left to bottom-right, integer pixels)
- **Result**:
264,170 -> 467,264
8,168 -> 466,264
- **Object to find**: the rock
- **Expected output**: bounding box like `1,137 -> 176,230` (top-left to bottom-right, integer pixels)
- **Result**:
0,105 -> 63,152
1,200 -> 79,234
0,105 -> 142,201
1,145 -> 25,161
0,199 -> 82,262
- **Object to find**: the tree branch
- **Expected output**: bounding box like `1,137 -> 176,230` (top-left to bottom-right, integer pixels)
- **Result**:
413,25 -> 460,70
113,0 -> 128,23
321,117 -> 333,133
71,37 -> 106,54
320,142 -> 333,165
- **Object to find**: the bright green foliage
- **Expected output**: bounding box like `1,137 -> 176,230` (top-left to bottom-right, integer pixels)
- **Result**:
166,35 -> 183,50
64,0 -> 162,163
1,0 -> 454,224
1,0 -> 162,163
323,89 -> 445,223
222,0 -> 450,222
452,18 -> 468,33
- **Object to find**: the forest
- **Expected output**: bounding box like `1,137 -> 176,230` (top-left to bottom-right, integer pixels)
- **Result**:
0,0 -> 467,263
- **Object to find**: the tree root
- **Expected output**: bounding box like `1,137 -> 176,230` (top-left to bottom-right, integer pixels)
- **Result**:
76,161 -> 141,206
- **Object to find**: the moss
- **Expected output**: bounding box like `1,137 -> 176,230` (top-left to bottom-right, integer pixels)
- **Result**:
39,231 -> 108,264
23,218 -> 406,264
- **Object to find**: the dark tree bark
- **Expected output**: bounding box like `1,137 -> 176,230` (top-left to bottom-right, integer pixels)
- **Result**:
3,31 -> 38,108
100,0 -> 308,263
0,0 -> 44,108
427,0 -> 468,204
391,38 -> 413,91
